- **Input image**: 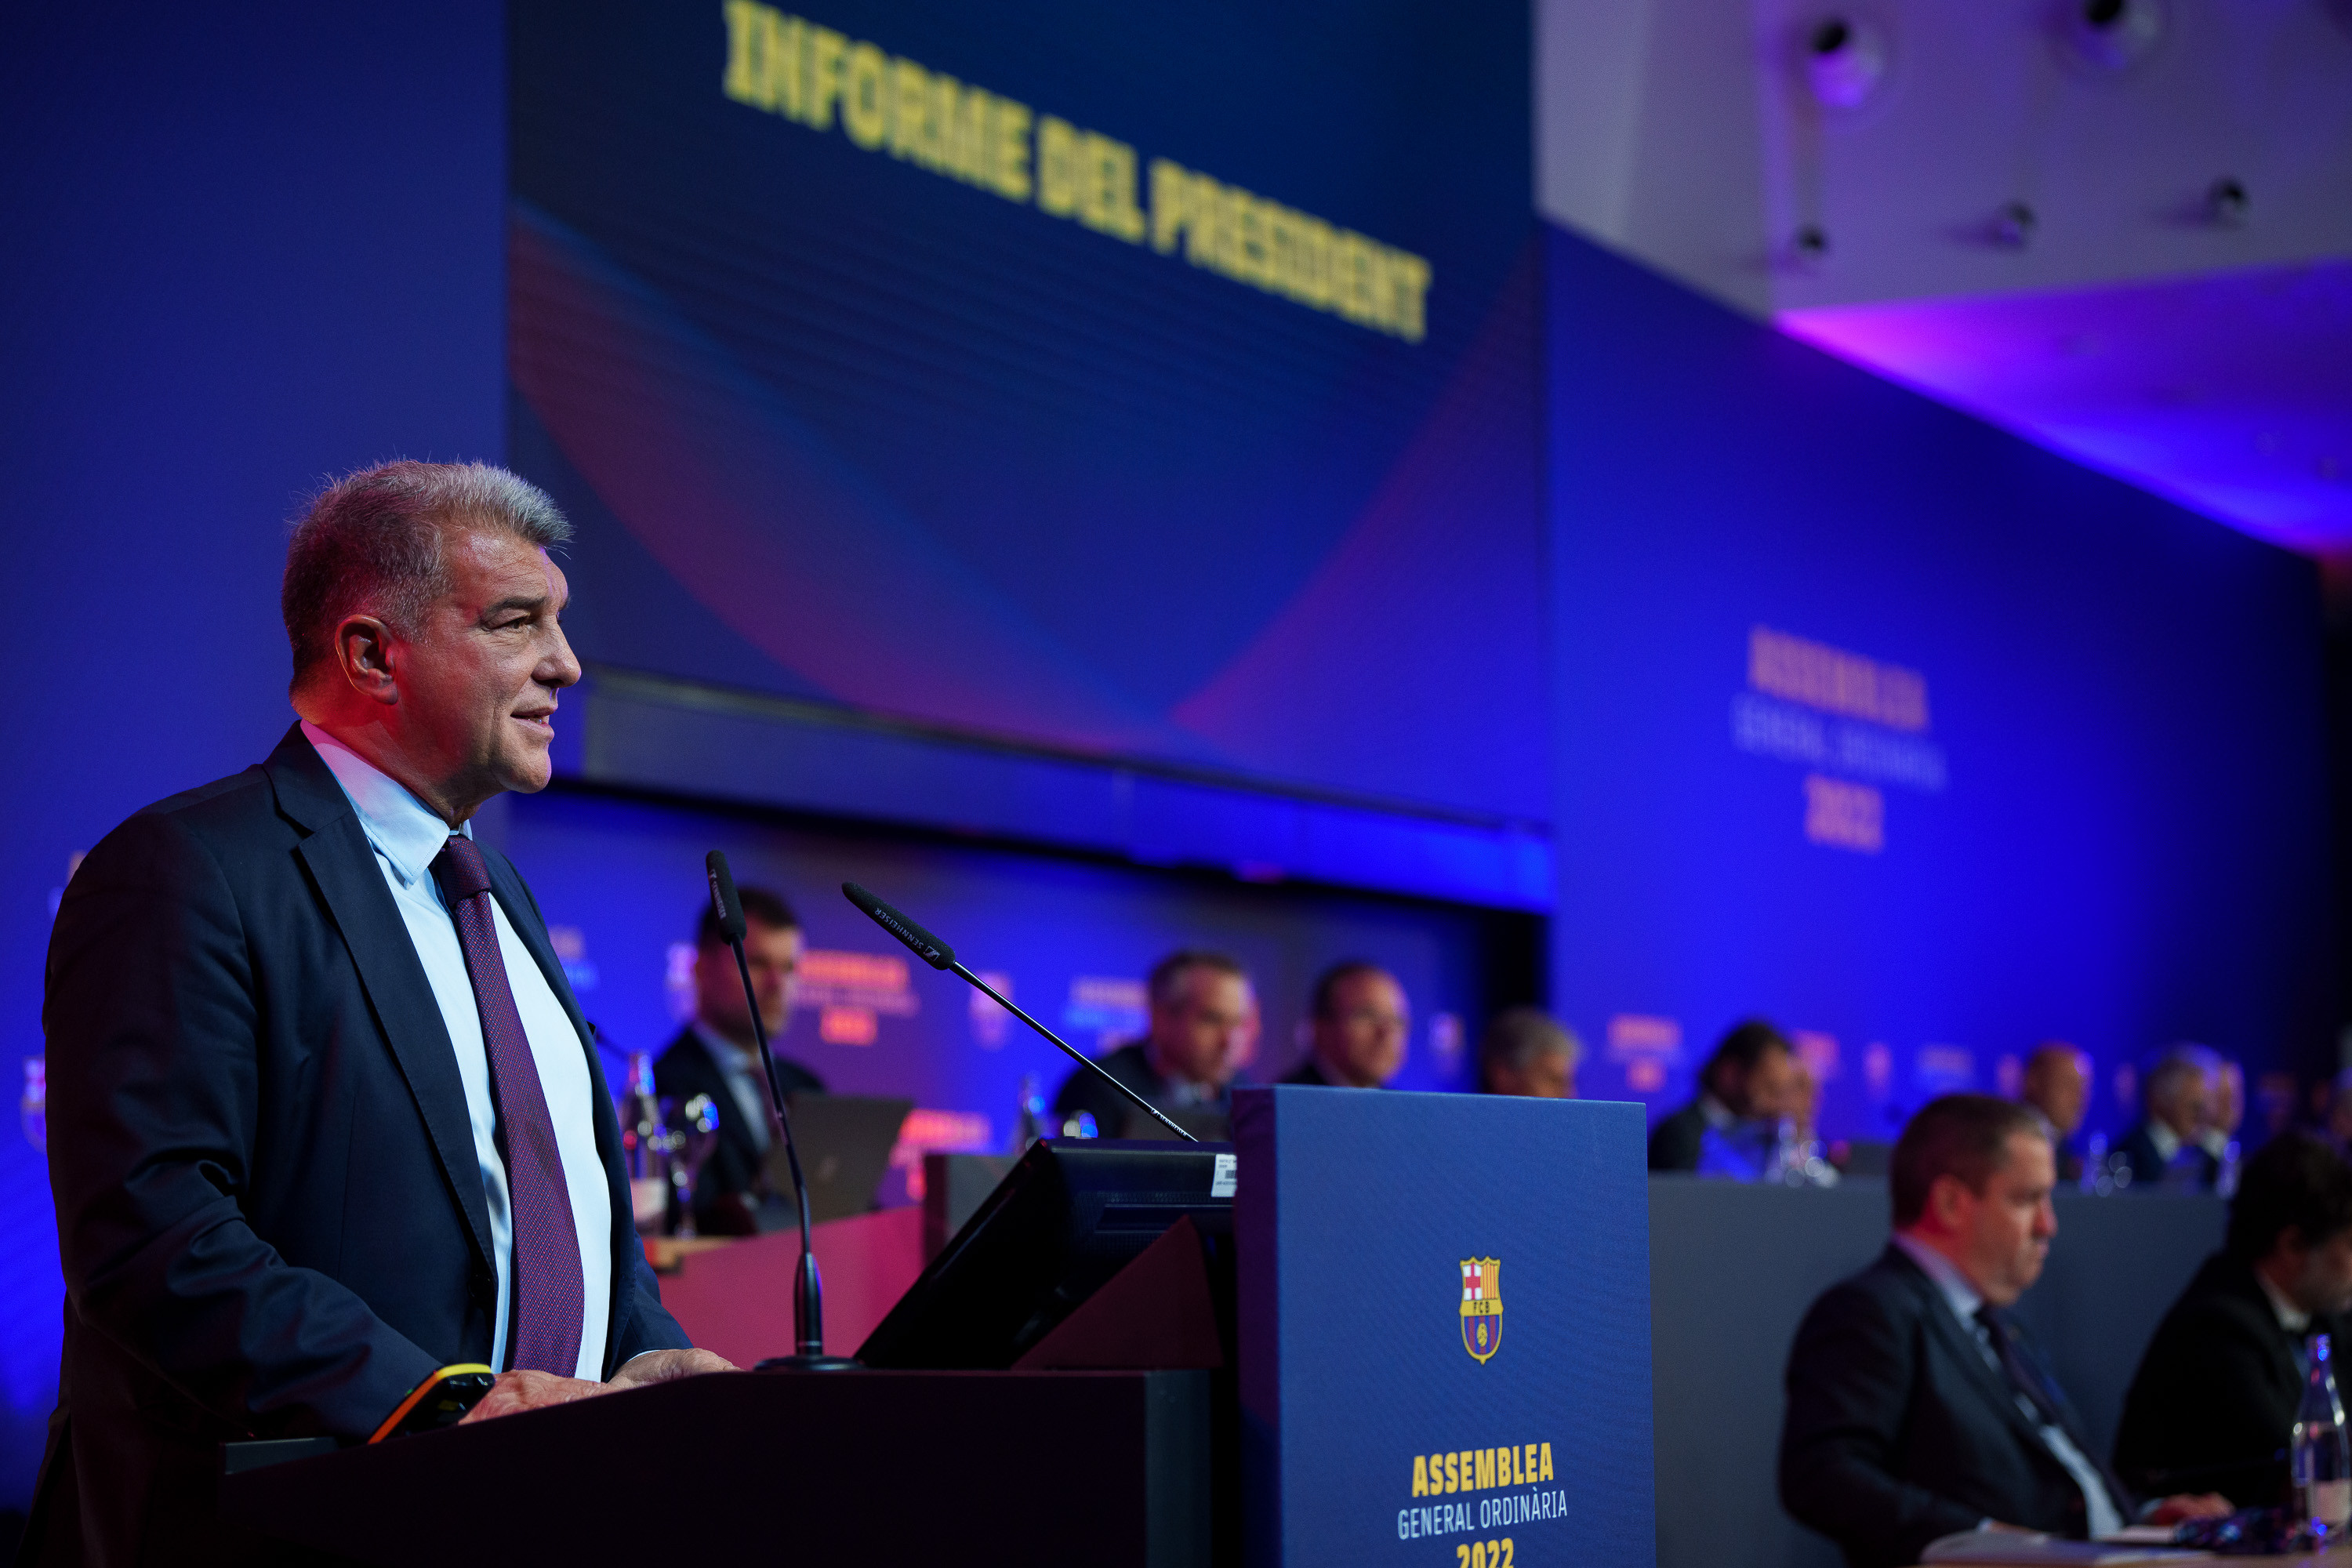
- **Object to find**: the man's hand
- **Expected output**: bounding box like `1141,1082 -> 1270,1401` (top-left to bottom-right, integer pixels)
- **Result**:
458,1369 -> 611,1425
2147,1494 -> 2233,1525
453,1350 -> 735,1426
606,1348 -> 737,1388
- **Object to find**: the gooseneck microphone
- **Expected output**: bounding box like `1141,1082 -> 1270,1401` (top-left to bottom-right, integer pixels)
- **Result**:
841,881 -> 1199,1144
706,851 -> 858,1370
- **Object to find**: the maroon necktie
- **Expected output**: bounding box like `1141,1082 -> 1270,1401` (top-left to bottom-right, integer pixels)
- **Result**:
430,835 -> 584,1376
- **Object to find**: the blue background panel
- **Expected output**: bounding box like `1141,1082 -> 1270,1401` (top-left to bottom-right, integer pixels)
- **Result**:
1546,230 -> 2336,1149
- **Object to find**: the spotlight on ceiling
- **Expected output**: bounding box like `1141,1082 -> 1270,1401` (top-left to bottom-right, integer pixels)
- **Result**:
1991,201 -> 2038,250
2205,176 -> 2248,228
1802,17 -> 1889,110
2063,0 -> 2165,72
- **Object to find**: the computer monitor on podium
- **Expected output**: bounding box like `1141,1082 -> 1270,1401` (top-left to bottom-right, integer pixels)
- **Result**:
858,1138 -> 1233,1369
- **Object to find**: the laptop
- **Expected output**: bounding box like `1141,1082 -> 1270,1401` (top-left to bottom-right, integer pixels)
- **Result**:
757,1093 -> 914,1226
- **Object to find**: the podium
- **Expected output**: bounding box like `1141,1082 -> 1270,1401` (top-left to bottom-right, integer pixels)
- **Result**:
222,1091 -> 1653,1566
220,1367 -> 1211,1566
1233,1086 -> 1655,1568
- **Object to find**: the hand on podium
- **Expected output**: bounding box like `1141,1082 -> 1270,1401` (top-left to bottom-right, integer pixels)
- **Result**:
459,1348 -> 737,1425
2145,1494 -> 2232,1525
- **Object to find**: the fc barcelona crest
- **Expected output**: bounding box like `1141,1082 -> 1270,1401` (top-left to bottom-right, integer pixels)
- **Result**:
1461,1256 -> 1503,1363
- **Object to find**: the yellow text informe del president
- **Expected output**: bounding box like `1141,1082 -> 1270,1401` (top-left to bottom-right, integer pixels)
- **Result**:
719,2 -> 1434,343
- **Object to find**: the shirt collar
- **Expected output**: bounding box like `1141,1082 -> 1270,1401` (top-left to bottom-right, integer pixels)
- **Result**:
1698,1094 -> 1737,1131
300,721 -> 469,887
2147,1120 -> 2182,1163
2256,1267 -> 2314,1334
1892,1231 -> 1987,1323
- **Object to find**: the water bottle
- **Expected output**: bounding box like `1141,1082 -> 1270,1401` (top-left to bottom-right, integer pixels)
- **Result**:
617,1052 -> 673,1235
2294,1333 -> 2351,1538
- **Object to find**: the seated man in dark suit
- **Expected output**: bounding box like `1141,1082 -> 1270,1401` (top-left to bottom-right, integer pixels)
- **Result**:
1477,1007 -> 1580,1099
1281,960 -> 1409,1087
1054,949 -> 1257,1137
654,885 -> 826,1234
2117,1131 -> 2352,1504
2116,1045 -> 2222,1192
1646,1018 -> 1800,1173
34,462 -> 728,1562
2019,1041 -> 2091,1183
1780,1094 -> 2226,1568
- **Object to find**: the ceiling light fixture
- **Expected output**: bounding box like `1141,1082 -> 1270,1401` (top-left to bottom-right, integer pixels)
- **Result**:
1802,16 -> 1890,109
2062,0 -> 2165,72
2205,176 -> 2249,228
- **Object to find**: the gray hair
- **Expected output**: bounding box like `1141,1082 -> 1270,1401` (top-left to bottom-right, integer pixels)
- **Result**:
1478,1007 -> 1581,1077
281,460 -> 572,690
2143,1043 -> 2220,1115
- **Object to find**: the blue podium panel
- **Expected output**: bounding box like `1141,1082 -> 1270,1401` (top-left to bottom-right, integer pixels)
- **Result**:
1234,1086 -> 1655,1568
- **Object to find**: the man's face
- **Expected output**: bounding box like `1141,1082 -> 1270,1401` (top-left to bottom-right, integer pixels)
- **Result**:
2157,1068 -> 2219,1139
1734,1046 -> 1802,1121
1940,1132 -> 2058,1306
693,919 -> 803,1044
1149,967 -> 1257,1089
1487,1049 -> 1573,1099
2216,1062 -> 2245,1136
393,528 -> 579,811
2024,1050 -> 2091,1136
2290,1226 -> 2352,1319
1314,970 -> 1410,1088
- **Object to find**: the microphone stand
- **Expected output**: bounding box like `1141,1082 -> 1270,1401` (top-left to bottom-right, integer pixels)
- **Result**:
707,852 -> 858,1372
841,882 -> 1198,1144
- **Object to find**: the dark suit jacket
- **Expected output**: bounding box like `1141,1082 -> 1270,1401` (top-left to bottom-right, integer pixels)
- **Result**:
1781,1246 -> 2126,1568
652,1025 -> 823,1232
1048,1041 -> 1232,1138
1647,1100 -> 1709,1171
1279,1057 -> 1334,1087
2116,1122 -> 2220,1191
2116,1250 -> 2330,1504
33,726 -> 691,1565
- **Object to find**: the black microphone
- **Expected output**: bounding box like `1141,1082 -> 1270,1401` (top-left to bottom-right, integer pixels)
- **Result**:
706,851 -> 857,1371
841,882 -> 1199,1143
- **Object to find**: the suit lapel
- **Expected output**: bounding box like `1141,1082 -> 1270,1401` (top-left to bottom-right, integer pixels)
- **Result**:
673,1032 -> 763,1170
267,729 -> 498,1280
1889,1250 -> 2056,1453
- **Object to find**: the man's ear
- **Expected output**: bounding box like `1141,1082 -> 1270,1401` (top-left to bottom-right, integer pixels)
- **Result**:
1926,1172 -> 1966,1229
334,615 -> 401,705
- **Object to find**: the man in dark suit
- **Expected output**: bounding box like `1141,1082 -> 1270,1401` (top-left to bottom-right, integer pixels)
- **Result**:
1477,1008 -> 1580,1099
2116,1045 -> 2223,1192
1053,949 -> 1255,1137
2019,1042 -> 2091,1184
1647,1018 -> 1801,1173
655,885 -> 826,1233
34,463 -> 728,1564
2117,1131 -> 2352,1504
1280,960 -> 1408,1088
1780,1094 -> 2225,1568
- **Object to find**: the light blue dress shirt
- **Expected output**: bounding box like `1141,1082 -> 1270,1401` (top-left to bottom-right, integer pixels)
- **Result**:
1890,1232 -> 2125,1537
302,724 -> 612,1379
